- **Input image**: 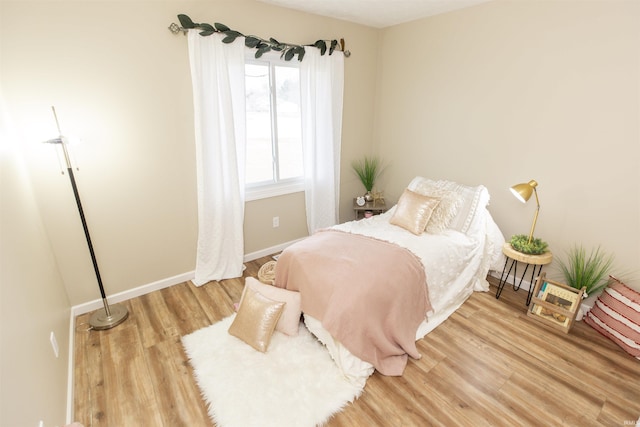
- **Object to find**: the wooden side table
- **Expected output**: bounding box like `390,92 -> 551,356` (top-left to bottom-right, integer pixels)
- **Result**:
496,242 -> 553,305
353,198 -> 387,220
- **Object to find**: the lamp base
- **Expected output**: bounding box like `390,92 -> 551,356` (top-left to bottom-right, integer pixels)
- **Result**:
89,303 -> 129,330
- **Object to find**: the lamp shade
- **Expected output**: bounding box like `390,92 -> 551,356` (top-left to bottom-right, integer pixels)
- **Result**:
510,179 -> 538,203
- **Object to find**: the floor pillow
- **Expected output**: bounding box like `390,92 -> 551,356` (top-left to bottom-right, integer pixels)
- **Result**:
584,279 -> 640,360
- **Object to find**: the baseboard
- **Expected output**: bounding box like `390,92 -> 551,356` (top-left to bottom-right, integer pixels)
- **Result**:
71,270 -> 196,316
488,270 -> 535,292
243,238 -> 305,262
66,306 -> 76,425
71,238 -> 304,317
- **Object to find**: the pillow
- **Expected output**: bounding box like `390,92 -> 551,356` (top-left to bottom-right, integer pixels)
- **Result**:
584,280 -> 640,360
448,184 -> 487,234
407,177 -> 489,234
406,177 -> 461,233
228,287 -> 285,352
241,277 -> 302,336
390,189 -> 441,235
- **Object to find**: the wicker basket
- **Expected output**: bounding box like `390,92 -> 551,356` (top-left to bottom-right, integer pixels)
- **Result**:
258,261 -> 277,285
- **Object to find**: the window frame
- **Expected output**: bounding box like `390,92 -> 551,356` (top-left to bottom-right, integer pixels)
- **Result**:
244,51 -> 304,202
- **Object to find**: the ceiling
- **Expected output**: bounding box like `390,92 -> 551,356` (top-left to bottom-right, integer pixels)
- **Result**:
257,0 -> 492,28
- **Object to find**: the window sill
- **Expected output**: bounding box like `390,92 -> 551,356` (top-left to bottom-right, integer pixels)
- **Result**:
245,181 -> 305,201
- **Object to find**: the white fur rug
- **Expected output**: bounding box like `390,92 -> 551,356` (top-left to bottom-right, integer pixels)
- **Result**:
182,315 -> 363,427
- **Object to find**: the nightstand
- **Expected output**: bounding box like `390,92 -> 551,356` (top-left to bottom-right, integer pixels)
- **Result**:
496,242 -> 553,305
353,198 -> 387,220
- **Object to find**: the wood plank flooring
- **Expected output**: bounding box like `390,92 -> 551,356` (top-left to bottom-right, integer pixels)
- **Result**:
73,255 -> 640,426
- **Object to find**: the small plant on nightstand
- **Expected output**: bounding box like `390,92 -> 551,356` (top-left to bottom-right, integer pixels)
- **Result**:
351,156 -> 380,201
510,234 -> 548,255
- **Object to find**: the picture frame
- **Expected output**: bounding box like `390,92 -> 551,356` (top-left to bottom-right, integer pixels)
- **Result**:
527,272 -> 585,333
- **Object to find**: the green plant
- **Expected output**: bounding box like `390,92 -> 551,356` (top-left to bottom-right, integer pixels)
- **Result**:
557,245 -> 614,296
351,156 -> 380,192
510,234 -> 548,255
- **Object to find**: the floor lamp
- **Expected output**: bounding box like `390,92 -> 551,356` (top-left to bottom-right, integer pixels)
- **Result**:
45,107 -> 129,330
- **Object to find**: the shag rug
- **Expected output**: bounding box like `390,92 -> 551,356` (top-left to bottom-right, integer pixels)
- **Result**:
182,315 -> 364,427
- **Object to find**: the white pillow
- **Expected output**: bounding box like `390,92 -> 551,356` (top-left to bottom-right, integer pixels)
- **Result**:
407,177 -> 488,234
448,184 -> 487,234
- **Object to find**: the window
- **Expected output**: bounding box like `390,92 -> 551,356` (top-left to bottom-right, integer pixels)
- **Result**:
245,55 -> 304,200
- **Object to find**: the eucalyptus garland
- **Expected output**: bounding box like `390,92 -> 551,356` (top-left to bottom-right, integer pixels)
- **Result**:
176,14 -> 341,61
510,234 -> 549,255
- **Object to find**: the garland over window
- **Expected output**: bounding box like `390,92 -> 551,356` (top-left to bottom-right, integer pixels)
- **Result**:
169,14 -> 350,62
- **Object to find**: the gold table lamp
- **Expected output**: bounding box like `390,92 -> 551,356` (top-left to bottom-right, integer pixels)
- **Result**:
510,179 -> 540,245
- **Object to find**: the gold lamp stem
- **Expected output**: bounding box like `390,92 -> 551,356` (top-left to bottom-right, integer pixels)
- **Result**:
527,187 -> 540,244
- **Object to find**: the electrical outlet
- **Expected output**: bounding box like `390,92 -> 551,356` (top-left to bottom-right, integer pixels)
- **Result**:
49,331 -> 59,358
272,216 -> 279,228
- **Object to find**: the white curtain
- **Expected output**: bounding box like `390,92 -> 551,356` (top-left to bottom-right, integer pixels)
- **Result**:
300,48 -> 345,234
187,31 -> 246,286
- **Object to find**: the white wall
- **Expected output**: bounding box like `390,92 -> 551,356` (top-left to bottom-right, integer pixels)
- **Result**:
374,0 -> 640,288
1,103 -> 71,427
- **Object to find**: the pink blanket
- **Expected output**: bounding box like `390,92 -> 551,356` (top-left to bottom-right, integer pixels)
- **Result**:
274,230 -> 431,375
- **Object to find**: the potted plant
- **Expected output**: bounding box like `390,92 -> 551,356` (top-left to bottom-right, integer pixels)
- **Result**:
557,245 -> 614,298
510,234 -> 548,255
351,156 -> 380,201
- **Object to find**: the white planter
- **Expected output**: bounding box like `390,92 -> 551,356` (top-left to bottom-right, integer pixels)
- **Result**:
576,292 -> 600,321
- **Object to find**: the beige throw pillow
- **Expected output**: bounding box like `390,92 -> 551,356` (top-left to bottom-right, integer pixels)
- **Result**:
228,287 -> 285,352
242,277 -> 302,336
390,189 -> 441,235
407,177 -> 462,233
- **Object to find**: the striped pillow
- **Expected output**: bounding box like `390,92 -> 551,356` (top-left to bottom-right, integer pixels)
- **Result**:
584,281 -> 640,360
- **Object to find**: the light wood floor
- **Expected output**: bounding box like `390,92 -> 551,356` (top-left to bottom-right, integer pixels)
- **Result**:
73,255 -> 640,426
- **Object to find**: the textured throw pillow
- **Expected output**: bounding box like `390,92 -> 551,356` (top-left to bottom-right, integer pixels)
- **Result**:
447,184 -> 487,234
584,280 -> 640,360
228,287 -> 285,352
242,277 -> 302,336
407,177 -> 462,233
390,189 -> 441,235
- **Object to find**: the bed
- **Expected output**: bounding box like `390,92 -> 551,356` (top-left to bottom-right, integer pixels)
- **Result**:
274,177 -> 506,386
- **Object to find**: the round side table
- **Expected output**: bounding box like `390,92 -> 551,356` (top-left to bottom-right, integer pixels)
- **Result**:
496,242 -> 553,305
